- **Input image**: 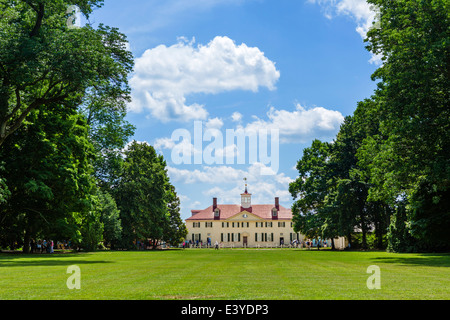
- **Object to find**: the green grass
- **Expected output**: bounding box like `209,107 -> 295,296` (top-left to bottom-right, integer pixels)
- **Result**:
0,249 -> 449,300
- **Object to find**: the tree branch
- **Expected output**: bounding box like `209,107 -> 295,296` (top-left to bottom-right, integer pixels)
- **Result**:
29,2 -> 45,37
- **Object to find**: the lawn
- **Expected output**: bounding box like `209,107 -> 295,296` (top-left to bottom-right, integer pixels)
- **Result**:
0,249 -> 448,300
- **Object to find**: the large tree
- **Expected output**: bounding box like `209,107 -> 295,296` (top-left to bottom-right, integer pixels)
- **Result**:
289,140 -> 335,243
0,105 -> 96,252
361,0 -> 450,250
114,141 -> 172,249
0,0 -> 133,146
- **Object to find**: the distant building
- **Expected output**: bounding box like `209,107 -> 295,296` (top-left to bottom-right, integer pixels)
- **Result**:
186,180 -> 302,248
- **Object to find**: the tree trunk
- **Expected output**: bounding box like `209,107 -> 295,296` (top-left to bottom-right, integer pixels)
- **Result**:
23,230 -> 30,254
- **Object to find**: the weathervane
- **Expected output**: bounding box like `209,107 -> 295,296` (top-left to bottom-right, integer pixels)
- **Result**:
244,177 -> 247,193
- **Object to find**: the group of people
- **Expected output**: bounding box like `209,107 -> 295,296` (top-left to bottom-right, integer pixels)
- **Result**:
29,239 -> 54,253
292,239 -> 328,250
182,240 -> 220,249
28,239 -> 72,253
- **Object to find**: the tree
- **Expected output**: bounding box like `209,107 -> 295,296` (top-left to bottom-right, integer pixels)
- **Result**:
362,0 -> 450,250
0,105 -> 96,253
97,190 -> 122,249
114,141 -> 171,249
0,0 -> 133,146
289,140 -> 336,242
163,184 -> 188,247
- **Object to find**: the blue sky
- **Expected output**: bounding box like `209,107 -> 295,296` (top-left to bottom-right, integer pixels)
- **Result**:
87,0 -> 380,219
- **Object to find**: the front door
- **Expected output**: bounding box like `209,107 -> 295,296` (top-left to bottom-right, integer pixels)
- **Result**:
280,237 -> 284,245
243,236 -> 248,246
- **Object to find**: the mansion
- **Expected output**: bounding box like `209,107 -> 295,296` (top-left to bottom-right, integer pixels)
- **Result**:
186,186 -> 303,248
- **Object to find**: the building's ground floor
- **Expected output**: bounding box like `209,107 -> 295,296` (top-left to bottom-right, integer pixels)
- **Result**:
187,230 -> 305,248
186,224 -> 348,249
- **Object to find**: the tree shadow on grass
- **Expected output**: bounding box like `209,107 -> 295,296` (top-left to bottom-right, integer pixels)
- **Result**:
371,253 -> 450,268
0,252 -> 114,268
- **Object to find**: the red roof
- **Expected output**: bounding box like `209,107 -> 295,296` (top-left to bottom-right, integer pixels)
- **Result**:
187,204 -> 292,220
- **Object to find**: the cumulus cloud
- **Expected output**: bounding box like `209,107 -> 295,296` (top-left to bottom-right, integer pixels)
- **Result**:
244,104 -> 344,143
167,162 -> 294,205
205,117 -> 224,130
231,111 -> 243,122
129,36 -> 280,122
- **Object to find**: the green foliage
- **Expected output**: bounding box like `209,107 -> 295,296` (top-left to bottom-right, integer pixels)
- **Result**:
291,0 -> 449,252
0,105 -> 96,251
362,0 -> 450,251
387,204 -> 416,253
163,184 -> 188,247
112,141 -> 188,249
97,189 -> 122,248
0,0 -> 133,145
114,141 -> 169,248
80,210 -> 104,252
289,140 -> 331,238
0,163 -> 10,205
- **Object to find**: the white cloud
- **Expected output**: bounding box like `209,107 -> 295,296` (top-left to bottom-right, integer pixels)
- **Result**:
244,103 -> 344,143
231,111 -> 243,122
308,0 -> 382,64
129,36 -> 280,122
205,117 -> 224,130
167,162 -> 294,205
153,137 -> 176,150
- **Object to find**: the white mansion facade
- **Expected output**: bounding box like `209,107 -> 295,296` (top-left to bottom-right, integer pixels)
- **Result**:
186,186 -> 303,248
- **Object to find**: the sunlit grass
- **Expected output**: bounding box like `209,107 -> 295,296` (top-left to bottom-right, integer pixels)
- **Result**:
0,249 -> 448,300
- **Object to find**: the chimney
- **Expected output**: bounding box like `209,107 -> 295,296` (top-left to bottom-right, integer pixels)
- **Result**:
275,197 -> 279,210
213,198 -> 220,220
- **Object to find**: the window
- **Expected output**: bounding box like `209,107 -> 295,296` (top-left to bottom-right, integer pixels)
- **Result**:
205,222 -> 213,228
256,222 -> 264,228
214,209 -> 220,217
290,233 -> 299,241
278,222 -> 285,228
272,208 -> 278,216
265,222 -> 273,228
193,222 -> 200,228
